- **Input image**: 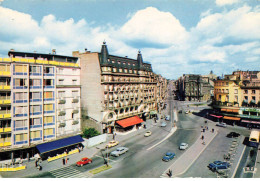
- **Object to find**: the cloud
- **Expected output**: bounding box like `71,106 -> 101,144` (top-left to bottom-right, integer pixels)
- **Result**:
0,5 -> 259,79
119,7 -> 189,48
216,0 -> 240,6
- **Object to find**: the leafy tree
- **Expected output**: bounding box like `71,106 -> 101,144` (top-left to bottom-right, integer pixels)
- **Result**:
82,128 -> 100,139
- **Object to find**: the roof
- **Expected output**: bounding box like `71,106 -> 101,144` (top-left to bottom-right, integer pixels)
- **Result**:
36,135 -> 84,154
116,116 -> 144,128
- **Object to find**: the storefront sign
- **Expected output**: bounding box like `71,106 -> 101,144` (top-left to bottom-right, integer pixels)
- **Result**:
240,108 -> 260,113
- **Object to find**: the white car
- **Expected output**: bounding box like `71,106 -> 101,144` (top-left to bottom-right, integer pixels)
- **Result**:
179,143 -> 188,150
110,147 -> 129,157
216,122 -> 227,128
144,131 -> 152,137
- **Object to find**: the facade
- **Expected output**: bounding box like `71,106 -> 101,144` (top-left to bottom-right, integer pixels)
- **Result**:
212,71 -> 260,127
176,73 -> 214,102
155,74 -> 168,114
73,42 -> 158,134
0,50 -> 81,160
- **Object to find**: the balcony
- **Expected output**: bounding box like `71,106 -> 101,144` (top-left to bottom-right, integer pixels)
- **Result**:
73,109 -> 79,114
0,110 -> 11,118
0,57 -> 79,67
0,98 -> 11,104
0,70 -> 11,76
58,123 -> 66,128
0,85 -> 11,90
72,120 -> 79,125
0,127 -> 11,133
58,99 -> 66,104
58,111 -> 66,116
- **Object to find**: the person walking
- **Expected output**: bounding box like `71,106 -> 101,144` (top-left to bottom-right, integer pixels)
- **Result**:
201,135 -> 204,140
35,160 -> 38,167
62,157 -> 65,165
212,128 -> 214,133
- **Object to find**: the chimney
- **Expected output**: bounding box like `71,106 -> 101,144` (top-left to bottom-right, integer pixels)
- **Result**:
52,49 -> 56,54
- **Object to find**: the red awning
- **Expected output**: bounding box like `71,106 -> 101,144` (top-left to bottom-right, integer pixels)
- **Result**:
116,116 -> 144,128
223,116 -> 241,121
210,114 -> 223,118
241,120 -> 260,124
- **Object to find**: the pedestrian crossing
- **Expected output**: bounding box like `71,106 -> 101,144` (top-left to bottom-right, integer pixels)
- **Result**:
50,166 -> 93,178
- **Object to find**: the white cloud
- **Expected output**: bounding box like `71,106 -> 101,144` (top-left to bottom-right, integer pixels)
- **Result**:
0,5 -> 259,79
119,7 -> 189,48
216,0 -> 240,6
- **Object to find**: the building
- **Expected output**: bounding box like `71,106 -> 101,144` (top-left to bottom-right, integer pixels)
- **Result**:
176,73 -> 214,102
155,74 -> 168,114
73,42 -> 158,134
212,70 -> 260,127
0,50 -> 81,161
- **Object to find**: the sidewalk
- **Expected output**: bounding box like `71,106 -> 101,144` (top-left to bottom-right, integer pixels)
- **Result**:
161,127 -> 218,178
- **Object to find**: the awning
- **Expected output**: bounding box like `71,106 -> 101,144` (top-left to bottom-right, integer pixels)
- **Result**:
221,109 -> 227,112
241,120 -> 260,124
150,110 -> 158,115
221,109 -> 239,113
223,116 -> 241,121
210,114 -> 223,118
116,116 -> 144,128
36,135 -> 84,154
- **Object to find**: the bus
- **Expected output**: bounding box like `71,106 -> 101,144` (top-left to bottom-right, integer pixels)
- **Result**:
249,130 -> 260,148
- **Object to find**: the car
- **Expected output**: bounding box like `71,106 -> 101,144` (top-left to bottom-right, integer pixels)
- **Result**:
161,122 -> 167,127
144,131 -> 152,137
110,147 -> 129,157
165,115 -> 170,121
226,132 -> 240,138
208,161 -> 230,171
162,152 -> 175,162
179,143 -> 188,150
76,157 -> 92,167
216,122 -> 227,128
106,140 -> 119,148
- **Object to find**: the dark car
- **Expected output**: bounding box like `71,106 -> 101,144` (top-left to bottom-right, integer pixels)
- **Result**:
208,161 -> 230,171
226,132 -> 240,138
162,152 -> 175,162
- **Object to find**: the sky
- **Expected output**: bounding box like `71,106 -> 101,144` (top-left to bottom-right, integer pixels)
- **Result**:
0,0 -> 259,79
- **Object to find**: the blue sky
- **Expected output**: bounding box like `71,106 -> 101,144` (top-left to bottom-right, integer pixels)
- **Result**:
0,0 -> 259,79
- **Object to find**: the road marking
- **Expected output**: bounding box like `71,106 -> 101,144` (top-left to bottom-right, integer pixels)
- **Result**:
95,155 -> 117,162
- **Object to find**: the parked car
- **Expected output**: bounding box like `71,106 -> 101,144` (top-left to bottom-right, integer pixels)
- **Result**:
106,140 -> 119,148
162,152 -> 175,162
144,131 -> 152,137
226,132 -> 240,138
179,143 -> 189,150
161,122 -> 167,127
185,111 -> 189,114
208,161 -> 230,171
110,147 -> 128,157
216,122 -> 227,128
165,115 -> 170,121
76,157 -> 92,167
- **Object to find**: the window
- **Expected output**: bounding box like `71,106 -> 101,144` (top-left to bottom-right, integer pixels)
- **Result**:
15,119 -> 27,128
234,89 -> 238,94
44,116 -> 53,124
58,79 -> 64,85
44,128 -> 54,136
15,133 -> 27,142
113,68 -> 117,72
244,96 -> 248,100
244,90 -> 248,94
14,78 -> 27,87
15,92 -> 27,100
30,92 -> 41,100
252,90 -> 256,94
29,66 -> 41,73
118,61 -> 121,64
57,68 -> 64,74
29,79 -> 41,86
119,69 -> 122,73
235,95 -> 238,102
226,82 -> 228,86
15,65 -> 27,73
252,96 -> 256,100
44,91 -> 53,99
44,104 -> 54,111
58,91 -> 65,98
72,79 -> 77,85
15,106 -> 28,114
30,130 -> 41,139
44,79 -> 54,86
44,67 -> 54,74
30,105 -> 41,113
30,118 -> 41,126
72,91 -> 78,97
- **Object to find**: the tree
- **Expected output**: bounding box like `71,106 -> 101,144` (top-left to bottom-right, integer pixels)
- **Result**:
82,128 -> 100,139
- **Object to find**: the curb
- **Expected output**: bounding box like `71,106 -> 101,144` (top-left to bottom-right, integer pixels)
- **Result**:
231,144 -> 246,178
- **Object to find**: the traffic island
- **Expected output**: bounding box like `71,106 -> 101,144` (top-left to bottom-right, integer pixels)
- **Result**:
89,165 -> 112,175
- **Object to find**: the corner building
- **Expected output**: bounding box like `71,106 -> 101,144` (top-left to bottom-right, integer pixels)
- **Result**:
73,42 -> 157,134
0,51 -> 81,160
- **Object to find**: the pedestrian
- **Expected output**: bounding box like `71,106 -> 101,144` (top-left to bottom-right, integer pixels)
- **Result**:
212,128 -> 214,133
62,157 -> 65,165
35,160 -> 38,167
206,126 -> 208,130
201,135 -> 204,140
202,141 -> 205,145
113,134 -> 115,140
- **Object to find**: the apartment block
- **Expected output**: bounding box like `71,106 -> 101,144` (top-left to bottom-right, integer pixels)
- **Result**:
0,50 -> 81,160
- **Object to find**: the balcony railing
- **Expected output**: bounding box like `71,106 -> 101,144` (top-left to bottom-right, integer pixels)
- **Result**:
0,97 -> 11,104
0,110 -> 11,118
0,127 -> 11,133
0,85 -> 11,90
0,57 -> 79,67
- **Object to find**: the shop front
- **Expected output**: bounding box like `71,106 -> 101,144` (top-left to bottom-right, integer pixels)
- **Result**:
115,116 -> 144,133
